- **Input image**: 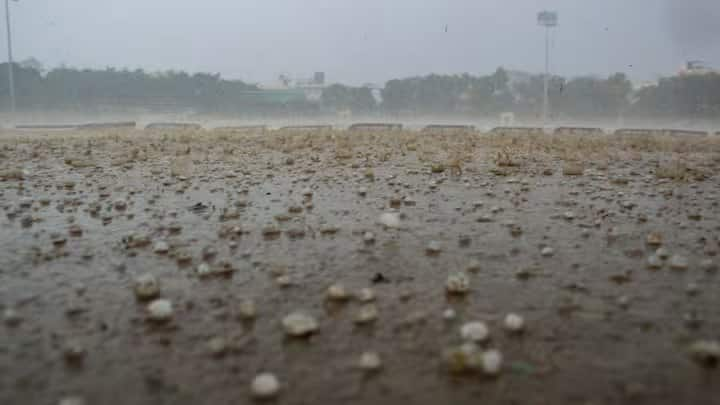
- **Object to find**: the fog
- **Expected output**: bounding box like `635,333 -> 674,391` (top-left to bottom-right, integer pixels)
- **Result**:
10,0 -> 720,84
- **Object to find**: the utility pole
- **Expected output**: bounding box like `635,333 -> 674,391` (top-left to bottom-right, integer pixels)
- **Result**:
537,11 -> 558,128
4,0 -> 16,127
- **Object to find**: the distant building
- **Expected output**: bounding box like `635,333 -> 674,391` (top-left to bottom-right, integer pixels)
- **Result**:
679,61 -> 716,76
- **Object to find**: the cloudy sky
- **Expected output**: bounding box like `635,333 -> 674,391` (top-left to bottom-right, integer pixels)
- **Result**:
8,0 -> 720,85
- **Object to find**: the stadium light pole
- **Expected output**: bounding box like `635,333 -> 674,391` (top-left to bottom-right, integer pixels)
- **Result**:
4,0 -> 17,126
537,11 -> 558,128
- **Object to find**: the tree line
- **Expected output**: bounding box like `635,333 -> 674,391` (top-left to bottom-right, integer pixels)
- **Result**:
1,62 -> 719,119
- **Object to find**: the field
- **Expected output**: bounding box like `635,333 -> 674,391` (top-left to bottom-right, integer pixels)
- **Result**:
1,128 -> 719,405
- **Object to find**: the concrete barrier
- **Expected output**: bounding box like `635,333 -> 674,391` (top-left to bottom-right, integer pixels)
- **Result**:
145,122 -> 203,130
16,124 -> 78,130
215,125 -> 267,132
553,127 -> 605,136
661,129 -> 708,137
78,121 -> 137,130
277,125 -> 333,131
489,126 -> 545,136
613,128 -> 661,137
348,123 -> 403,132
422,125 -> 476,134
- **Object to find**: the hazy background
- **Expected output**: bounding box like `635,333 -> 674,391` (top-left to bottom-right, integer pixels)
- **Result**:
9,0 -> 720,85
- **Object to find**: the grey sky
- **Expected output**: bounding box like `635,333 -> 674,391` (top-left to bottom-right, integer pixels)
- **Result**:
8,0 -> 720,85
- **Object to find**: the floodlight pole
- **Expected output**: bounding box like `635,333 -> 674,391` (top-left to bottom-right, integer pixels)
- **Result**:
537,11 -> 558,128
4,0 -> 15,125
542,25 -> 550,126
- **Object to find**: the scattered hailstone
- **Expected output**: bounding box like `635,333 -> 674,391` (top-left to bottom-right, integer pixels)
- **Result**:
238,299 -> 257,320
282,312 -> 319,337
426,241 -> 442,255
153,240 -> 170,254
301,188 -> 313,197
563,211 -> 576,220
378,212 -> 401,229
461,321 -> 489,343
443,308 -> 457,321
646,255 -> 662,269
133,274 -> 160,300
363,231 -> 376,244
251,373 -> 280,399
656,247 -> 670,260
358,351 -> 383,371
275,275 -> 292,288
503,313 -> 525,333
196,263 -> 212,277
688,340 -> 720,368
480,349 -> 503,376
445,273 -> 470,295
354,304 -> 379,324
147,299 -> 173,322
686,282 -> 700,296
444,343 -> 481,373
357,288 -> 376,302
3,308 -> 21,327
326,284 -> 350,301
700,259 -> 717,273
540,247 -> 555,257
669,255 -> 689,271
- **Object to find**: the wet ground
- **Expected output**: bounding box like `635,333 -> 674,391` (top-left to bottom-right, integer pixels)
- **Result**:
1,129 -> 719,405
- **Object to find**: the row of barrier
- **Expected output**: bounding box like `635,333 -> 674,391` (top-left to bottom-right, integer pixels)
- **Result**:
490,126 -> 716,137
12,121 -> 719,137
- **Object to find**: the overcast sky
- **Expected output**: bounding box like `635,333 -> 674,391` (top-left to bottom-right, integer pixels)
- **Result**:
8,0 -> 720,85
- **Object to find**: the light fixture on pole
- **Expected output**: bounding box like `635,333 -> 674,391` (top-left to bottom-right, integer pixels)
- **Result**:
537,10 -> 558,128
4,0 -> 17,127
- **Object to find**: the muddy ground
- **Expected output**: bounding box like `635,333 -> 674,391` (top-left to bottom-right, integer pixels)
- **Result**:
1,129 -> 719,405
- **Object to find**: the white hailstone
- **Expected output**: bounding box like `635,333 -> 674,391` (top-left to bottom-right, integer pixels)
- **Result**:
357,288 -> 376,302
563,211 -> 576,220
113,199 -> 127,210
153,240 -> 169,254
133,274 -> 160,300
251,373 -> 280,399
655,247 -> 670,260
446,273 -> 470,295
669,255 -> 689,271
358,187 -> 368,197
689,340 -> 720,367
686,282 -> 700,296
443,308 -> 457,321
3,308 -> 21,327
282,312 -> 319,337
378,212 -> 401,229
326,284 -> 350,301
238,299 -> 257,320
358,351 -> 382,371
461,321 -> 489,343
700,259 -> 718,273
617,295 -> 630,309
480,349 -> 503,376
196,263 -> 212,277
541,247 -> 555,257
646,255 -> 662,269
354,304 -> 379,324
466,259 -> 482,273
147,299 -> 173,322
58,396 -> 86,405
426,241 -> 442,255
275,275 -> 292,287
301,188 -> 313,197
503,313 -> 525,332
363,231 -> 376,243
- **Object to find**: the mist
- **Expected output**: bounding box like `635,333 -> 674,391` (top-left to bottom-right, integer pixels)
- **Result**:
8,0 -> 719,85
